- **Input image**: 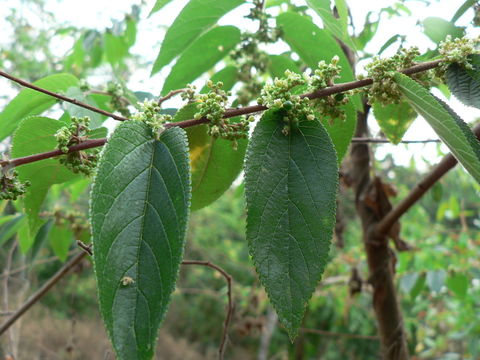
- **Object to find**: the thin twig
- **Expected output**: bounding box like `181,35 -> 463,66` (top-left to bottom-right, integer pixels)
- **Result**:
376,122 -> 480,236
76,240 -> 93,256
301,327 -> 379,340
0,250 -> 77,280
181,260 -> 233,360
0,70 -> 129,121
0,251 -> 86,336
0,59 -> 443,169
157,88 -> 186,106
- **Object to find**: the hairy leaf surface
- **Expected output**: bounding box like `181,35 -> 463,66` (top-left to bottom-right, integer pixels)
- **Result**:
446,54 -> 480,109
395,73 -> 480,183
90,121 -> 190,359
245,110 -> 338,339
373,101 -> 417,144
161,26 -> 240,95
0,74 -> 78,141
151,0 -> 243,75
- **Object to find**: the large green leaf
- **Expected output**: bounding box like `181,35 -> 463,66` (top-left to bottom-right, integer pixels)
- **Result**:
244,110 -> 338,339
276,12 -> 361,110
422,17 -> 464,44
49,223 -> 74,262
305,0 -> 356,50
0,73 -> 78,141
199,65 -> 238,93
161,26 -> 240,95
11,117 -> 80,237
149,0 -> 173,16
395,73 -> 480,183
321,102 -> 356,162
173,98 -> 246,210
151,0 -> 243,75
268,54 -> 301,79
90,121 -> 190,360
373,101 -> 417,144
446,54 -> 480,109
451,0 -> 477,23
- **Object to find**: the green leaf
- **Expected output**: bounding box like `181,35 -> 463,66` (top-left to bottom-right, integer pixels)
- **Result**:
0,215 -> 25,247
151,0 -> 244,75
64,87 -> 104,128
0,73 -> 78,141
11,117 -> 80,238
149,0 -> 173,16
28,220 -> 53,261
426,269 -> 446,293
422,17 -> 464,44
451,0 -> 476,23
104,32 -> 129,66
321,102 -> 356,162
400,272 -> 420,293
173,104 -> 246,211
276,12 -> 361,110
244,110 -> 338,339
90,121 -> 190,359
199,66 -> 238,93
395,73 -> 480,183
305,0 -> 356,50
410,272 -> 426,299
268,54 -> 301,79
446,54 -> 480,109
161,26 -> 241,95
446,272 -> 469,298
373,101 -> 417,144
354,13 -> 379,50
49,223 -> 73,262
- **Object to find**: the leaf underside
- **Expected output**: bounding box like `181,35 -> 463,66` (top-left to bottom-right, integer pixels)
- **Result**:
90,121 -> 190,360
373,101 -> 417,144
395,73 -> 480,183
446,54 -> 480,109
245,110 -> 338,340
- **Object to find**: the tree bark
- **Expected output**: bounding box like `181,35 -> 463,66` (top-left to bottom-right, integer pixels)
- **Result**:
347,102 -> 409,360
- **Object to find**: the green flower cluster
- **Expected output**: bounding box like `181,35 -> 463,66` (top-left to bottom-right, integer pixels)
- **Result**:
310,56 -> 349,124
257,57 -> 348,134
437,36 -> 479,72
53,209 -> 89,238
257,70 -> 312,134
132,100 -> 172,140
230,0 -> 281,106
55,116 -> 99,176
364,47 -> 432,105
106,82 -> 131,117
193,81 -> 253,148
0,169 -> 30,200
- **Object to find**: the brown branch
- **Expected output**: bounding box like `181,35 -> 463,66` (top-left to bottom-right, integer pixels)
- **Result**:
0,70 -> 130,122
0,59 -> 443,169
376,122 -> 480,236
0,251 -> 86,336
0,138 -> 106,168
157,88 -> 186,106
301,327 -> 379,340
181,260 -> 233,360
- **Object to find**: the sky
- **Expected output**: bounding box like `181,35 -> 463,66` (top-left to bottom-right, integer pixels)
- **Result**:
1,0 -> 480,170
